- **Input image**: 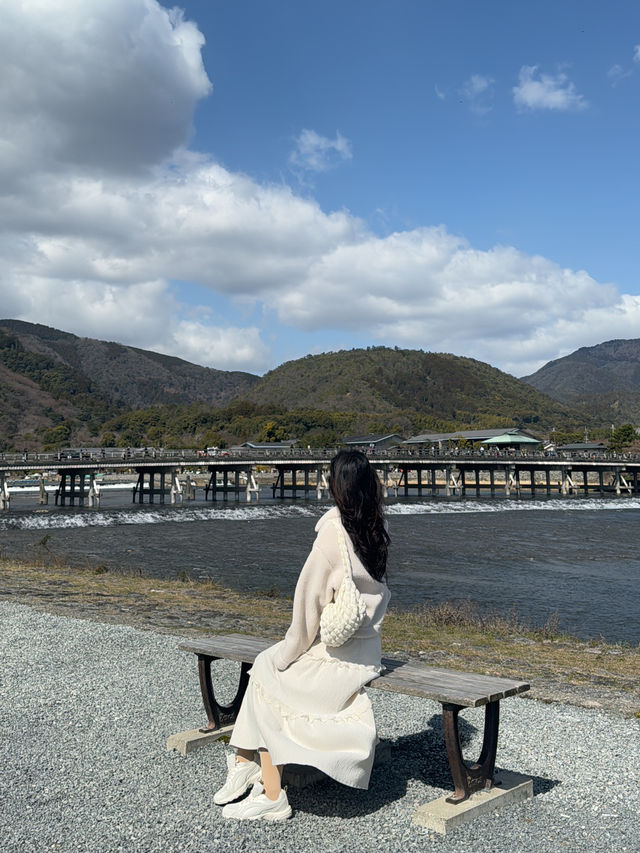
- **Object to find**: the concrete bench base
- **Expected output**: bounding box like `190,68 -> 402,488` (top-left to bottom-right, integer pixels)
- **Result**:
412,769 -> 533,834
167,725 -> 234,756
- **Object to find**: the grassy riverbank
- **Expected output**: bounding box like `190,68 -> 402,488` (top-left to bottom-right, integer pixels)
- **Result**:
1,558 -> 638,717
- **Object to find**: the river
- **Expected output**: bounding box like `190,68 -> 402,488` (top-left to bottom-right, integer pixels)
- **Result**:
1,487 -> 638,644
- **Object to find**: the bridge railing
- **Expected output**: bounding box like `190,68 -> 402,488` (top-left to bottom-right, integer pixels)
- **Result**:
2,447 -> 640,466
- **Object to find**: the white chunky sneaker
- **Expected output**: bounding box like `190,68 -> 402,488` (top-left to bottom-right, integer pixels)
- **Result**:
222,782 -> 292,822
213,754 -> 261,805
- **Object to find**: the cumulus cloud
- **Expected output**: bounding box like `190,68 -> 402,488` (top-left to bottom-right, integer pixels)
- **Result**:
268,229 -> 632,376
607,45 -> 640,85
607,63 -> 632,85
459,74 -> 495,114
2,273 -> 272,373
170,321 -> 271,372
0,0 -> 637,379
0,0 -> 211,179
289,129 -> 352,174
513,65 -> 588,112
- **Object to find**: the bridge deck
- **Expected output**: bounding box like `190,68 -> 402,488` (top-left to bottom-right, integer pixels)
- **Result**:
2,452 -> 640,508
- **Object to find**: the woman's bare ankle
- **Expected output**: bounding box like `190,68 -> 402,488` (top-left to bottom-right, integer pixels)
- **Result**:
235,749 -> 255,764
263,786 -> 281,801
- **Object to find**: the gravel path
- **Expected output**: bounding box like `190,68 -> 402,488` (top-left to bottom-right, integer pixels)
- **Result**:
1,601 -> 638,852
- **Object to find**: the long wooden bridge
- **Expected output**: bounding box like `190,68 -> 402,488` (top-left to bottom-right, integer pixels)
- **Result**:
2,450 -> 640,510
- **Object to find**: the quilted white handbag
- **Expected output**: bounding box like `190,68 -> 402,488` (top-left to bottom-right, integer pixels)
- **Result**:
319,520 -> 367,647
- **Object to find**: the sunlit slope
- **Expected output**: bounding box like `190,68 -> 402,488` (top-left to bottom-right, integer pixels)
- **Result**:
0,319 -> 258,408
522,338 -> 640,423
244,347 -> 582,429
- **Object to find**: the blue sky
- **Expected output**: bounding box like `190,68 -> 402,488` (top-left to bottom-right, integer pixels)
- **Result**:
1,0 -> 639,377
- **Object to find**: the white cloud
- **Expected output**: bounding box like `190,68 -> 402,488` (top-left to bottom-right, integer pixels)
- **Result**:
607,63 -> 632,85
267,230 -> 633,376
289,129 -> 352,174
2,274 -> 270,372
170,321 -> 271,372
607,45 -> 640,85
434,84 -> 446,101
0,0 -> 637,380
459,74 -> 495,115
461,75 -> 493,98
513,65 -> 588,112
0,0 -> 211,179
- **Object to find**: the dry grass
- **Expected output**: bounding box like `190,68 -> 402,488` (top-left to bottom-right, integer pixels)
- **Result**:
1,558 -> 639,714
383,599 -> 640,705
0,558 -> 291,637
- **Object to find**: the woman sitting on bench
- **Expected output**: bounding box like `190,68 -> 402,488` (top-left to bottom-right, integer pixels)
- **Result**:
214,449 -> 391,821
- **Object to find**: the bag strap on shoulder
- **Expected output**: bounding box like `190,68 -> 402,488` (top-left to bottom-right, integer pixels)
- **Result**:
331,519 -> 353,580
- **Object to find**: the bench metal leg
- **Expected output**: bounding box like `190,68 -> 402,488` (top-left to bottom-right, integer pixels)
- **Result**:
197,654 -> 252,731
441,700 -> 500,804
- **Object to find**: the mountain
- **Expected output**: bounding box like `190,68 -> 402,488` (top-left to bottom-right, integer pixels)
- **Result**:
0,321 -> 588,452
0,320 -> 258,450
0,320 -> 258,407
244,347 -> 581,429
521,339 -> 640,422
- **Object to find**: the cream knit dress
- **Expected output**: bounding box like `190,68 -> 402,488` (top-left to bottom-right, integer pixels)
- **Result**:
229,506 -> 391,789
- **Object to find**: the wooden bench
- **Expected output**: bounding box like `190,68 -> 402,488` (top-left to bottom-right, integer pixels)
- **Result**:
178,633 -> 530,804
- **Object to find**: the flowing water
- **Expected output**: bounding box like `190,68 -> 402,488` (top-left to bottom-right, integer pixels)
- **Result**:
1,487 -> 638,644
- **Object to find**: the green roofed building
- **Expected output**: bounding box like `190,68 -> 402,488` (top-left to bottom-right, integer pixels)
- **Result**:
404,427 -> 541,450
481,432 -> 542,447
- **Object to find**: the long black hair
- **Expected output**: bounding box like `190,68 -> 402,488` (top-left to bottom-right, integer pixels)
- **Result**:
329,449 -> 390,581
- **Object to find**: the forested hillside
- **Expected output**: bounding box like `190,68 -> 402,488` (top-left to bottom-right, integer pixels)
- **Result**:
0,320 -> 257,407
0,322 -> 592,451
522,338 -> 640,424
246,347 -> 581,426
103,348 -> 585,449
0,320 -> 256,450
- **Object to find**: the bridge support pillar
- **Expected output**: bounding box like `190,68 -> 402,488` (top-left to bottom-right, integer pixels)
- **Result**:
1,475 -> 9,510
184,475 -> 196,501
246,472 -> 259,502
132,468 -> 177,504
56,471 -> 89,506
316,466 -> 327,500
378,465 -> 388,499
88,474 -> 100,507
206,466 -> 253,501
171,471 -> 183,505
446,467 -> 461,497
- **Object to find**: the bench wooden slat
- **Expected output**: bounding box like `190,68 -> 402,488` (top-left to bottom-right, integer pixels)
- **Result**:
178,635 -> 529,708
